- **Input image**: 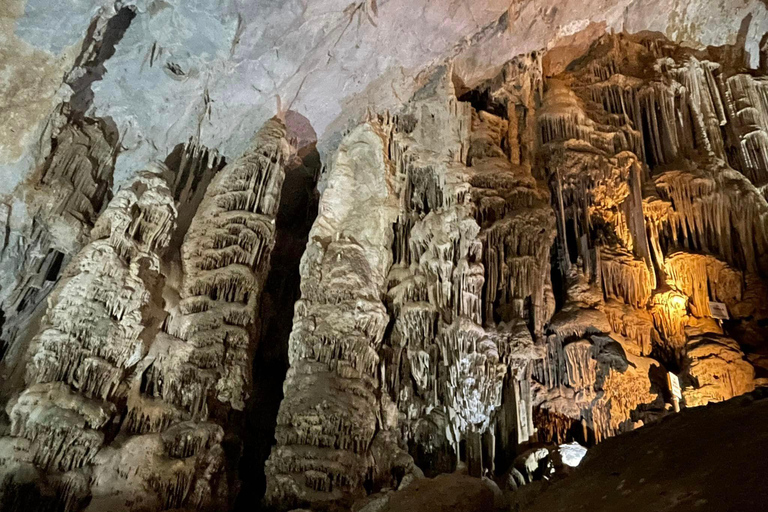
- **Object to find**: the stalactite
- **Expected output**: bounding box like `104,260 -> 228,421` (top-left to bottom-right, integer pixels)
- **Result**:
599,247 -> 655,307
533,408 -> 577,445
0,113 -> 117,392
563,340 -> 597,389
602,300 -> 654,356
170,138 -> 226,206
653,163 -> 768,276
0,164 -> 177,510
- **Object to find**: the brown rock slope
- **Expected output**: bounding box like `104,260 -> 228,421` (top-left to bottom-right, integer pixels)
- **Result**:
521,389 -> 768,512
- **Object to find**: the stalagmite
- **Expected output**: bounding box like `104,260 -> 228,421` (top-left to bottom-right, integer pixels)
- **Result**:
0,164 -> 176,510
267,60 -> 556,506
265,119 -> 402,509
0,118 -> 287,512
2,20 -> 768,512
97,119 -> 292,510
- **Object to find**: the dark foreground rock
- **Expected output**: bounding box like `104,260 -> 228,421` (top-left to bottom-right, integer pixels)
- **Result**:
522,389 -> 768,512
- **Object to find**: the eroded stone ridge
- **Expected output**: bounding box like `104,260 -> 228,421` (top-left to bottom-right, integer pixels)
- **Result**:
0,118 -> 290,512
266,34 -> 768,510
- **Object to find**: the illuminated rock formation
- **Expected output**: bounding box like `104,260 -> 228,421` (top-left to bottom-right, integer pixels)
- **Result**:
0,118 -> 289,512
0,164 -> 175,511
531,31 -> 768,453
681,335 -> 756,407
2,5 -> 768,510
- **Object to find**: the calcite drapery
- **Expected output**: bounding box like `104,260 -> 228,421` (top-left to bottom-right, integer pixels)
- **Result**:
265,119 -> 401,508
0,164 -> 176,510
0,118 -> 290,512
681,335 -> 756,407
531,32 -> 768,447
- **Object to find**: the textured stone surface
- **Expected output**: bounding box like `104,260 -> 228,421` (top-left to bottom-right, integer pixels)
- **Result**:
1,2 -> 768,512
3,1 -> 767,191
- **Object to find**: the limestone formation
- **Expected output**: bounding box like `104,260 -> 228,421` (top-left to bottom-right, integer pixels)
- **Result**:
681,335 -> 756,407
165,117 -> 290,412
1,5 -> 768,512
0,111 -> 117,398
0,118 -> 290,512
528,34 -> 768,446
265,118 -> 401,509
0,164 -> 175,511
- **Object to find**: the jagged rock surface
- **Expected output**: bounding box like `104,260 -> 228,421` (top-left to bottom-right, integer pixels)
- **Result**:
1,5 -> 768,511
0,118 -> 290,512
266,32 -> 768,511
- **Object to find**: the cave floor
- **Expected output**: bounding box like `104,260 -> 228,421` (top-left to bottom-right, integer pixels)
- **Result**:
519,389 -> 768,512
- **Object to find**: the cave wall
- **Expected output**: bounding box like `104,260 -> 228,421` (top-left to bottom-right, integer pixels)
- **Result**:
1,1 -> 768,512
265,31 -> 768,510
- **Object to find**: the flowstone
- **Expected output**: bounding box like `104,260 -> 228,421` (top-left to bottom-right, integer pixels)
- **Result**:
1,18 -> 767,512
0,118 -> 291,512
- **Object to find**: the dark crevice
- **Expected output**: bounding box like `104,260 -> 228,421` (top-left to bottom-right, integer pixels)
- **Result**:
68,6 -> 137,115
235,144 -> 320,512
44,251 -> 64,282
0,309 -> 6,361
